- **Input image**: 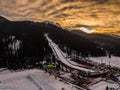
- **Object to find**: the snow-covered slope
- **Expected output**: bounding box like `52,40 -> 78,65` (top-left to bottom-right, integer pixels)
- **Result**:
0,69 -> 77,90
89,56 -> 120,68
45,34 -> 94,72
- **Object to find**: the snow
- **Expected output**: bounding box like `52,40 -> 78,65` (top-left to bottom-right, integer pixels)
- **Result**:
28,74 -> 56,90
0,69 -> 40,90
0,70 -> 11,75
8,36 -> 22,54
0,69 -> 78,90
89,56 -> 120,68
0,77 -> 38,90
88,80 -> 119,90
45,34 -> 94,72
117,76 -> 120,81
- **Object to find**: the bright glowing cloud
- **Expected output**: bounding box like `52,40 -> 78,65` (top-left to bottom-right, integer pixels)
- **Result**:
80,27 -> 95,34
0,0 -> 119,35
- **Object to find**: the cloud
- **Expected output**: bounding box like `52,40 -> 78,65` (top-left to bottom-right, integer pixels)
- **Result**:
0,0 -> 120,34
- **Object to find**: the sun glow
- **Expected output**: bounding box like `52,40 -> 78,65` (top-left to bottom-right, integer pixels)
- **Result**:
0,0 -> 119,35
80,27 -> 95,34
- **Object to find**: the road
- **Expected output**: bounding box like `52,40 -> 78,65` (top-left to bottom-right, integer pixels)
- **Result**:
45,34 -> 94,72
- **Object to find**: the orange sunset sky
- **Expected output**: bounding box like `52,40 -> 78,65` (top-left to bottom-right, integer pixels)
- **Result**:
0,0 -> 120,35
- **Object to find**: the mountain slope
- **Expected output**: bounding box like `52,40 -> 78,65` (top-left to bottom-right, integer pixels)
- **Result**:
0,17 -> 105,56
72,30 -> 120,56
42,22 -> 105,56
0,16 -> 106,69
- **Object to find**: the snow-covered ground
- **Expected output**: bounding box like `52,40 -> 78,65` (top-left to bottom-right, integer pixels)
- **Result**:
89,56 -> 120,68
88,80 -> 119,90
0,69 -> 78,90
0,68 -> 11,75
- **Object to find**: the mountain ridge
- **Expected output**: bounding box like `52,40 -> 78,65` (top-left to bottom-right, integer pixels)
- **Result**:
0,16 -> 9,22
71,30 -> 120,56
0,16 -> 105,56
